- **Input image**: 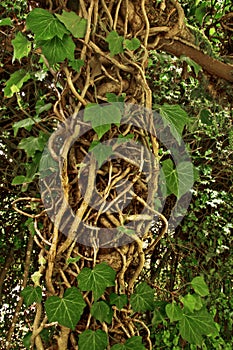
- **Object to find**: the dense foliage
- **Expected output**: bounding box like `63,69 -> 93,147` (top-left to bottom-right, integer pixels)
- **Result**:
0,0 -> 232,349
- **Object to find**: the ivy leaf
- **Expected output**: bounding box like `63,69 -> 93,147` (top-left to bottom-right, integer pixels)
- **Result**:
130,282 -> 154,312
180,293 -> 197,313
56,11 -> 87,38
152,300 -> 170,326
117,226 -> 135,236
21,286 -> 42,307
180,56 -> 202,77
161,160 -> 193,199
66,256 -> 81,265
89,143 -> 113,167
176,161 -> 194,198
117,134 -> 134,144
18,131 -> 49,158
39,148 -> 58,176
31,271 -> 42,285
111,336 -> 146,350
13,116 -> 41,137
84,103 -> 122,139
45,287 -> 86,330
195,4 -> 207,25
106,31 -> 124,56
77,262 -> 116,300
25,218 -> 36,236
36,102 -> 53,115
161,159 -> 178,197
156,104 -> 189,144
191,276 -> 209,297
69,59 -> 84,72
11,175 -> 29,186
26,8 -> 68,40
25,152 -> 42,180
38,35 -> 75,65
78,330 -> 108,350
4,69 -> 31,98
124,38 -> 141,51
109,293 -> 128,309
200,109 -> 212,126
179,308 -> 218,345
12,32 -> 31,62
106,93 -> 125,103
91,301 -> 113,324
11,154 -> 39,185
192,294 -> 204,311
23,332 -> 32,349
166,301 -> 183,322
0,18 -> 13,26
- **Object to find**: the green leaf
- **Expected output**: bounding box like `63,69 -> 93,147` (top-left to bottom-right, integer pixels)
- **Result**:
4,69 -> 31,98
124,38 -> 141,51
36,102 -> 53,115
91,301 -> 113,324
117,134 -> 134,143
40,328 -> 50,343
78,329 -> 108,350
77,262 -> 116,300
45,287 -> 86,330
200,109 -> 212,126
181,293 -> 197,313
192,294 -> 204,311
106,31 -> 124,56
156,104 -> 189,143
179,308 -> 218,345
152,301 -> 168,325
12,32 -> 31,62
117,226 -> 135,236
24,218 -> 36,236
69,59 -> 84,72
11,175 -> 30,185
111,336 -> 146,350
161,159 -> 178,196
130,282 -> 154,312
26,8 -> 68,40
109,293 -> 128,309
18,131 -> 49,158
90,143 -> 113,167
25,152 -> 42,180
0,18 -> 13,26
191,276 -> 209,297
176,161 -> 194,198
180,56 -> 202,77
56,11 -> 87,38
66,256 -> 81,265
166,301 -> 183,322
23,332 -> 32,349
21,286 -> 42,307
31,271 -> 42,285
39,34 -> 75,65
13,116 -> 41,137
195,4 -> 207,25
84,103 -> 122,139
106,92 -> 125,103
161,160 -> 193,198
39,148 -> 58,176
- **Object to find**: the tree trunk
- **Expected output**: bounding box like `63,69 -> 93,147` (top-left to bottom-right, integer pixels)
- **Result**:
5,0 -> 232,348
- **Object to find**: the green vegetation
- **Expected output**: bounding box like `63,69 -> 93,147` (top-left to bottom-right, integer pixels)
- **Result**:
0,0 -> 232,349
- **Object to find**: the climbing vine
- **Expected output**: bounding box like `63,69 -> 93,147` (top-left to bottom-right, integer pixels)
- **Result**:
1,0 -> 232,349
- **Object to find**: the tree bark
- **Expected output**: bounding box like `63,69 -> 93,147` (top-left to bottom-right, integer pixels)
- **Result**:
160,38 -> 233,82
